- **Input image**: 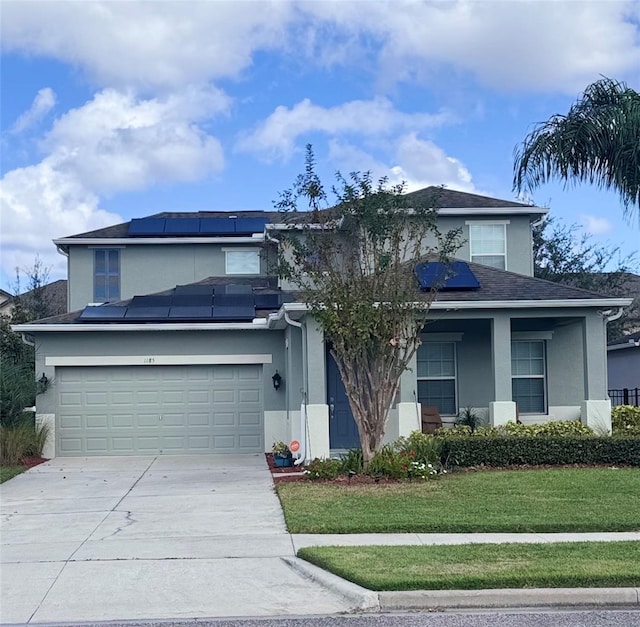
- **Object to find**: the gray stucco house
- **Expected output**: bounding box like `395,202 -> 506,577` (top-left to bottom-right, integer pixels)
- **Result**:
14,188 -> 632,459
607,331 -> 640,406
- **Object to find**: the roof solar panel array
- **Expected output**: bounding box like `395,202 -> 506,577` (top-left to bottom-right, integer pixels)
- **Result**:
127,217 -> 270,236
415,261 -> 480,291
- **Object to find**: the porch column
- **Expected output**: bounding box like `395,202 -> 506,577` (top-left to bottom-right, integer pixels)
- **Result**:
398,350 -> 421,437
304,318 -> 330,458
490,314 -> 516,425
581,312 -> 611,433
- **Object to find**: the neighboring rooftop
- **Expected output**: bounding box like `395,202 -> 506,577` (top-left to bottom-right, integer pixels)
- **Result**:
0,279 -> 67,318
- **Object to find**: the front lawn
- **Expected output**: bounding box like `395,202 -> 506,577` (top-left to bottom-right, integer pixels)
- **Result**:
277,468 -> 640,533
0,466 -> 26,483
298,541 -> 640,590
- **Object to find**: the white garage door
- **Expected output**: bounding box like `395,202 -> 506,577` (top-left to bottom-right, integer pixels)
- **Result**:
56,364 -> 263,456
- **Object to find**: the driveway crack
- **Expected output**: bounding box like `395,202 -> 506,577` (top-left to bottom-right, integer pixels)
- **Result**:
26,456 -> 158,624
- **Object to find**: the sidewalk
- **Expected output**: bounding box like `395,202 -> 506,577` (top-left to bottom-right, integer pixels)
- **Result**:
292,531 -> 640,550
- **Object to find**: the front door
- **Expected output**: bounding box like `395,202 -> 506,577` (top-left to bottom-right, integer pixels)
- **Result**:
326,351 -> 360,449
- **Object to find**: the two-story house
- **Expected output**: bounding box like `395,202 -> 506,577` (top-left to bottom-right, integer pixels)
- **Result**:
14,188 -> 632,459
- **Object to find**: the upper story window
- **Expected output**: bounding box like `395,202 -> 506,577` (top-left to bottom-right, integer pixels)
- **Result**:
469,223 -> 507,269
225,249 -> 260,275
94,249 -> 120,302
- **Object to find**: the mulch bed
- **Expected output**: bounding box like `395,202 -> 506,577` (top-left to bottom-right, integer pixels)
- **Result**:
21,456 -> 48,469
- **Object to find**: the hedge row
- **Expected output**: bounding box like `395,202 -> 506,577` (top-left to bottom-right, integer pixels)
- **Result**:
440,436 -> 640,467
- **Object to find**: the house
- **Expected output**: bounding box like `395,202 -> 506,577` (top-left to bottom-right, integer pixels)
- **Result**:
0,279 -> 68,319
13,188 -> 632,459
607,331 -> 640,407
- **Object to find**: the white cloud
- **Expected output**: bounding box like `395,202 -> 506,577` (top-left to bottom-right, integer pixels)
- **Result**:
303,1 -> 640,92
11,87 -> 56,133
0,86 -> 229,280
237,97 -> 452,160
328,134 -> 476,194
580,214 -> 613,236
1,1 -> 294,89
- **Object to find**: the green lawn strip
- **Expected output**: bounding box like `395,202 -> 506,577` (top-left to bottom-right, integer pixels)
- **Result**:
0,466 -> 27,483
277,468 -> 640,533
298,541 -> 640,591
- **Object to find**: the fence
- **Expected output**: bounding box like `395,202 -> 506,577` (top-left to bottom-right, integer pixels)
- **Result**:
609,388 -> 640,407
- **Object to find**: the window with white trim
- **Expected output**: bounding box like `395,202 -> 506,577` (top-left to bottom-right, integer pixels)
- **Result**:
417,341 -> 457,415
225,249 -> 260,275
511,340 -> 546,413
93,249 -> 120,302
469,223 -> 506,269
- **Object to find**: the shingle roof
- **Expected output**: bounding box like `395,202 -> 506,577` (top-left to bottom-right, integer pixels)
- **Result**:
608,330 -> 640,347
58,187 -> 543,240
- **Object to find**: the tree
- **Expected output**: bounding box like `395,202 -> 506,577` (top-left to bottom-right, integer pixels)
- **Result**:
514,78 -> 640,221
274,146 -> 460,462
533,215 -> 639,339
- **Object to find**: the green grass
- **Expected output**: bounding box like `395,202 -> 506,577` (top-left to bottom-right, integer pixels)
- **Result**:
277,468 -> 640,533
298,541 -> 640,591
0,466 -> 26,483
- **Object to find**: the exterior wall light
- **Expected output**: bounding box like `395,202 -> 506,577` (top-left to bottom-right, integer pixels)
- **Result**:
272,370 -> 282,391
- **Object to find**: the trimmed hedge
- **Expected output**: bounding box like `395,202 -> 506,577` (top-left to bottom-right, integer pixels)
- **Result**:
441,436 -> 640,467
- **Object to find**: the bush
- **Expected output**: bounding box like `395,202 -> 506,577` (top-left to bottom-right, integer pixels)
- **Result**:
0,417 -> 49,465
395,431 -> 443,465
440,436 -> 640,467
339,448 -> 364,474
612,406 -> 640,437
0,359 -> 36,427
305,458 -> 342,480
455,407 -> 485,432
435,420 -> 594,439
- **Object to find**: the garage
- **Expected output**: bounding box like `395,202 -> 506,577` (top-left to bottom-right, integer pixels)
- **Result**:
56,364 -> 263,456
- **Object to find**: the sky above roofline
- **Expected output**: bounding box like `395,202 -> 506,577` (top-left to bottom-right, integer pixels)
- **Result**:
1,0 -> 639,290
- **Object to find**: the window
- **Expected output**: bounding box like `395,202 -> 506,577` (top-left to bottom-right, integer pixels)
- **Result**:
469,223 -> 506,269
225,249 -> 260,275
511,340 -> 546,413
93,249 -> 120,302
417,341 -> 457,415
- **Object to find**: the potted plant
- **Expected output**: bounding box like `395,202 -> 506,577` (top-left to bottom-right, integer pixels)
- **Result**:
272,441 -> 293,467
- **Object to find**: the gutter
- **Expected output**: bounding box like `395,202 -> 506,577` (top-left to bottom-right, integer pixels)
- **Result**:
53,236 -> 264,248
11,320 -> 270,332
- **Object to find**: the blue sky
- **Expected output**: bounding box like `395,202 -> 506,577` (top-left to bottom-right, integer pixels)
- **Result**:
1,1 -> 639,290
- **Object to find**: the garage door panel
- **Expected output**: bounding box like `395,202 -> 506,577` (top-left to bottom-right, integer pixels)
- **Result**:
57,365 -> 263,456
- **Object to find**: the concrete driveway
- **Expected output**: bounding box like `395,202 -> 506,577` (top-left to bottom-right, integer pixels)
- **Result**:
1,455 -> 352,624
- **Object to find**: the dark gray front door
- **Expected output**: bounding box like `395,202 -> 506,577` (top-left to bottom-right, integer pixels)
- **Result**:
327,351 -> 360,449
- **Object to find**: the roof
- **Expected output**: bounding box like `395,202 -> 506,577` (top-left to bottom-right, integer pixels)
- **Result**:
404,186 -> 535,210
55,187 -> 545,241
608,330 -> 640,349
0,279 -> 67,317
15,261 -> 631,331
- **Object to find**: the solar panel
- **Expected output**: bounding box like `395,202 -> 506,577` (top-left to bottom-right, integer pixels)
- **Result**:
128,218 -> 166,235
223,284 -> 253,295
234,217 -> 269,235
171,294 -> 213,307
163,218 -> 200,235
124,307 -> 170,319
211,305 -> 255,321
168,306 -> 214,319
214,293 -> 255,307
173,284 -> 216,296
79,306 -> 128,320
254,293 -> 281,308
129,295 -> 174,307
199,218 -> 236,234
415,261 -> 480,291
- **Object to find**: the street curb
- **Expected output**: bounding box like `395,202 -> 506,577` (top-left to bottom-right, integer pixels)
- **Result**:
379,587 -> 640,610
281,557 -> 380,611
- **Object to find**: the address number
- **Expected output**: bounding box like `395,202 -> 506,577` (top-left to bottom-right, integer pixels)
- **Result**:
143,357 -> 156,364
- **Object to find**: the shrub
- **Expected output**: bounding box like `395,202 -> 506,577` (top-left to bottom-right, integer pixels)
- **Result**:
395,431 -> 443,465
339,448 -> 364,474
366,445 -> 410,480
612,406 -> 640,437
435,420 -> 594,439
0,359 -> 36,427
0,417 -> 49,466
440,436 -> 640,467
455,407 -> 485,431
305,458 -> 342,480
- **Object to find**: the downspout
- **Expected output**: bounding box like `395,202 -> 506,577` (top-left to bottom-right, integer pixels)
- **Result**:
20,333 -> 35,347
56,243 -> 70,311
284,310 -> 309,464
602,307 -> 624,323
